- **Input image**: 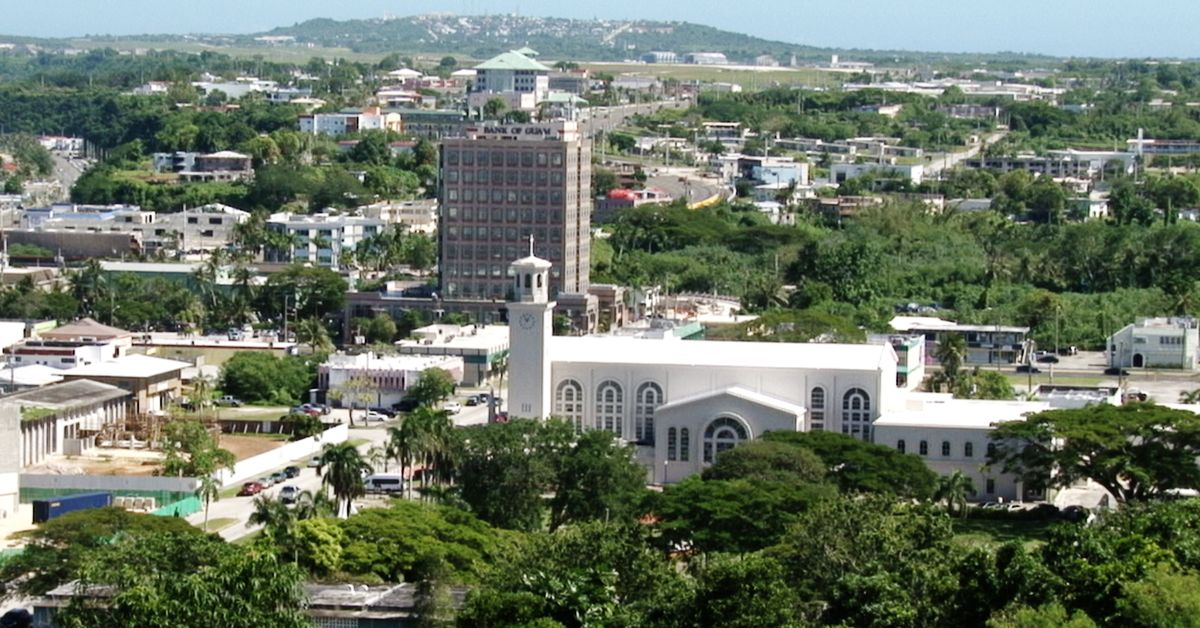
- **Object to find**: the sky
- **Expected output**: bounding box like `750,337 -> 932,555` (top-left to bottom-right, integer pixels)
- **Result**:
4,0 -> 1198,59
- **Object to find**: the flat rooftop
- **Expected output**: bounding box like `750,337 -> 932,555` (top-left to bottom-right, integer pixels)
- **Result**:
890,316 -> 1029,334
548,336 -> 895,372
6,379 -> 128,409
62,354 -> 189,379
875,398 -> 1050,430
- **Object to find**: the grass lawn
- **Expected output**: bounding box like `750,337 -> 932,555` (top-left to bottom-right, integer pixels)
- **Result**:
198,517 -> 238,533
951,517 -> 1056,550
347,438 -> 371,448
232,530 -> 262,546
1004,373 -> 1104,390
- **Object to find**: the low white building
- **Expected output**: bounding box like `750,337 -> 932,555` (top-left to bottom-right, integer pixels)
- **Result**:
395,324 -> 510,387
266,212 -> 386,268
873,395 -> 1053,502
15,380 -> 131,467
831,162 -> 924,186
361,200 -> 439,235
1108,317 -> 1199,370
298,107 -> 403,136
318,352 -> 464,409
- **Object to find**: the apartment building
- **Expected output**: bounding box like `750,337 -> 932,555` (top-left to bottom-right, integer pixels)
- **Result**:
266,212 -> 385,268
298,107 -> 403,136
437,121 -> 591,300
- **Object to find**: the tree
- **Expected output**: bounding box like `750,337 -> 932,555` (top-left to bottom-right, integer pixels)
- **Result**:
482,97 -> 507,120
987,603 -> 1097,628
338,372 -> 379,427
988,403 -> 1200,503
259,265 -> 347,321
548,430 -> 647,531
0,507 -> 203,597
689,553 -> 801,628
336,500 -> 513,584
293,316 -> 334,354
220,351 -> 314,405
196,474 -> 221,531
935,333 -> 968,382
455,420 -> 574,531
458,521 -> 688,627
1114,566 -> 1200,628
762,431 -> 937,498
701,439 -> 826,485
404,368 -> 457,408
160,419 -> 236,478
56,532 -> 307,628
933,470 -> 975,517
318,441 -> 372,518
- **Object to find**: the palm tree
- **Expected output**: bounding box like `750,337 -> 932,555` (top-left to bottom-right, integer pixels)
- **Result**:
294,317 -> 334,354
367,444 -> 389,473
403,406 -> 453,500
934,471 -> 975,518
318,442 -> 371,518
388,422 -> 416,499
189,375 -> 215,418
294,489 -> 336,520
1180,389 -> 1200,404
195,475 -> 220,531
934,334 -> 968,391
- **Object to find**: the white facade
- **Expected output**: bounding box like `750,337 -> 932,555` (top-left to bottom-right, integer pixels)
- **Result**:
395,324 -> 510,387
318,352 -> 464,409
506,255 -> 1066,491
298,108 -> 402,136
267,212 -> 386,268
30,203 -> 248,252
1108,317 -> 1199,370
831,162 -> 924,186
0,403 -> 17,518
873,395 -> 1052,502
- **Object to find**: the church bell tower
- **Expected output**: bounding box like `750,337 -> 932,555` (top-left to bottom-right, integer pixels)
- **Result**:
507,249 -> 555,419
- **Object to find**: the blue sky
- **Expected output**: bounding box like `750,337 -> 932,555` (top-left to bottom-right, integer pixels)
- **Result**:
5,0 -> 1197,58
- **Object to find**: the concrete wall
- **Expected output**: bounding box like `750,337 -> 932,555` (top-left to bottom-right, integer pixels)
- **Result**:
215,423 -> 349,487
0,403 -> 18,519
20,474 -> 198,494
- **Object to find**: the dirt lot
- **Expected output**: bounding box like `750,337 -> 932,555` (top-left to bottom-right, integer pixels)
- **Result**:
219,434 -> 289,461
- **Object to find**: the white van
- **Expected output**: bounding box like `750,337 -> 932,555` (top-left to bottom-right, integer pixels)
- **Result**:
363,474 -> 404,494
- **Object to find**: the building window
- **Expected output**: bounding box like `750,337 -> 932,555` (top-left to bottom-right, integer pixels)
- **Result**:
809,386 -> 826,431
554,379 -> 584,432
702,416 -> 748,463
897,439 -> 906,453
919,440 -> 928,456
841,388 -> 872,441
667,428 -> 677,461
634,382 -> 663,445
987,443 -> 997,459
680,428 -> 690,461
986,478 -> 995,494
964,442 -> 974,458
941,441 -> 951,457
594,380 -> 624,436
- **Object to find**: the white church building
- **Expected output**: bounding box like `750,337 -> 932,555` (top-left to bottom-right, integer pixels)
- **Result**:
506,254 -> 1061,499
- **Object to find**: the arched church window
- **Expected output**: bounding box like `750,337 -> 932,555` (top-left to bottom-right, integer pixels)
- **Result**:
810,386 -> 826,431
594,380 -> 624,437
841,388 -> 872,441
634,382 -> 663,445
702,416 -> 748,464
554,379 -> 584,432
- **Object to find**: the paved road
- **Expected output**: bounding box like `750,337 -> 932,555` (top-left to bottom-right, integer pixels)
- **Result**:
581,100 -> 688,138
49,153 -> 87,202
925,130 -> 1008,178
192,396 -> 500,541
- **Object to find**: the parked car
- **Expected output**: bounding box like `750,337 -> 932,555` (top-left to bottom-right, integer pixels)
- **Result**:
283,465 -> 301,478
238,482 -> 264,497
393,398 -> 419,412
1015,365 -> 1041,374
257,475 -> 275,488
443,401 -> 462,414
279,485 -> 299,504
465,395 -> 481,406
1104,367 -> 1130,376
368,407 -> 395,418
216,395 -> 243,407
1035,353 -> 1060,364
307,456 -> 321,468
291,404 -> 321,417
364,410 -> 388,423
270,471 -> 287,485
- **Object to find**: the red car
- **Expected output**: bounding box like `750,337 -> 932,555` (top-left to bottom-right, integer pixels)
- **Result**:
237,481 -> 264,496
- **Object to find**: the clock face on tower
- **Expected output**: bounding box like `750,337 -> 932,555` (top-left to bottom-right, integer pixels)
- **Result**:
518,312 -> 536,329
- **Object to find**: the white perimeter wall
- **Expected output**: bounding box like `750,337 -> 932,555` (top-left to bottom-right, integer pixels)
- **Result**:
215,423 -> 349,487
